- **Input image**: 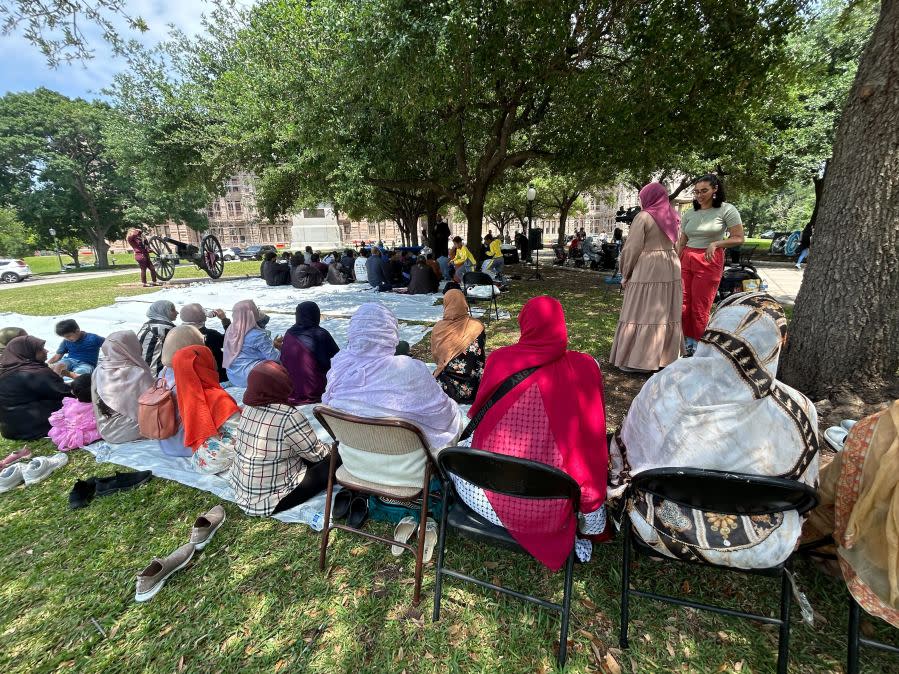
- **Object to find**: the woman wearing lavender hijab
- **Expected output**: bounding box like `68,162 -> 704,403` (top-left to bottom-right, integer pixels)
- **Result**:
322,303 -> 462,489
609,182 -> 684,372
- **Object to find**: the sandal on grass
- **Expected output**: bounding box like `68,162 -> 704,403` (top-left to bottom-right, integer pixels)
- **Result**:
346,495 -> 369,529
331,489 -> 352,521
391,516 -> 418,556
421,517 -> 438,564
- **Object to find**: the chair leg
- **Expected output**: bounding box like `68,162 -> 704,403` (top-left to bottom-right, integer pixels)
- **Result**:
776,566 -> 792,674
412,464 -> 431,605
847,596 -> 861,674
432,480 -> 452,622
318,447 -> 339,572
558,546 -> 576,669
619,515 -> 632,649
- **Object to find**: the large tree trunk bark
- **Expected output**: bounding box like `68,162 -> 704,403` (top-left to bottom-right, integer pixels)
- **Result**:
780,1 -> 899,398
464,191 -> 486,260
425,191 -> 440,247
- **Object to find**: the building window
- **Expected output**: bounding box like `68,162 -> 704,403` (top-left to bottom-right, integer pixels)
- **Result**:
303,208 -> 326,218
368,223 -> 375,236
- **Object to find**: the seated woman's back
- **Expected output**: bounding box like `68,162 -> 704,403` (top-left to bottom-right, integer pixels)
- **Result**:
609,292 -> 819,569
223,300 -> 280,388
322,303 -> 462,488
280,302 -> 339,404
92,330 -> 155,444
431,289 -> 485,404
460,296 -> 607,570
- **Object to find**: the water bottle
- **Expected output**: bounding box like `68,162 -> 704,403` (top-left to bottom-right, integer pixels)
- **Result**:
760,280 -> 768,293
310,511 -> 325,531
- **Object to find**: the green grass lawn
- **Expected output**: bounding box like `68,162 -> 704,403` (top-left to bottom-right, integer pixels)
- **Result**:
1,261 -> 263,315
23,252 -> 138,275
1,265 -> 896,673
744,238 -> 773,253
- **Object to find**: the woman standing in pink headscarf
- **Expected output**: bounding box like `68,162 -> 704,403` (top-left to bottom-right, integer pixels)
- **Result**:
609,182 -> 683,372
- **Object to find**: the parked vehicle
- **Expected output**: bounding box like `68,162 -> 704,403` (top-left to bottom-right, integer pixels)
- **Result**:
237,245 -> 277,260
0,259 -> 32,283
221,247 -> 242,261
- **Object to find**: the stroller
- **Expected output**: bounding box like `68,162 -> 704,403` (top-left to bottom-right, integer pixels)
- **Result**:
551,244 -> 568,265
717,245 -> 761,301
598,242 -> 620,271
583,237 -> 602,269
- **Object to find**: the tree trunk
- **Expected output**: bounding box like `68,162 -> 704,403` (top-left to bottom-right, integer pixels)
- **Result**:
464,191 -> 486,260
780,1 -> 899,398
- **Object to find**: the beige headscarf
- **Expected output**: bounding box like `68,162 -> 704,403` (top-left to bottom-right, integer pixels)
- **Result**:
94,331 -> 154,422
161,325 -> 205,368
836,400 -> 899,627
430,290 -> 484,376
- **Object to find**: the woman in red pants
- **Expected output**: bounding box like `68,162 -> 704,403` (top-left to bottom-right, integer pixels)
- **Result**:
675,175 -> 744,355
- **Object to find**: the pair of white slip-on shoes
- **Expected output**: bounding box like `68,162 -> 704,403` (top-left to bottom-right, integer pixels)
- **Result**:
0,454 -> 69,493
823,419 -> 859,452
391,516 -> 438,563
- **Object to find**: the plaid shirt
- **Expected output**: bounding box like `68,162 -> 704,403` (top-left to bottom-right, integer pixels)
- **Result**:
230,403 -> 331,516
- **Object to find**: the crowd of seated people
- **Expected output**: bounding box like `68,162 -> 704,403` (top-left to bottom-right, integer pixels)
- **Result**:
13,278 -> 878,632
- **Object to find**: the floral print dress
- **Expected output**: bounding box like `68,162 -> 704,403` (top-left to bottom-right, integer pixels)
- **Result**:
436,332 -> 485,404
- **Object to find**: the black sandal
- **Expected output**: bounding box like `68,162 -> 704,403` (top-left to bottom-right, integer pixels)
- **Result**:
347,495 -> 369,528
332,489 -> 353,521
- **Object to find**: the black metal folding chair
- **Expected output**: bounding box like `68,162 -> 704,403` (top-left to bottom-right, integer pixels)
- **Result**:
847,596 -> 899,672
433,447 -> 581,668
462,271 -> 500,321
619,467 -> 818,674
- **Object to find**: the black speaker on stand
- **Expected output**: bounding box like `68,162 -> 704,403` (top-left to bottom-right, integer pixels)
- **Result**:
528,228 -> 544,280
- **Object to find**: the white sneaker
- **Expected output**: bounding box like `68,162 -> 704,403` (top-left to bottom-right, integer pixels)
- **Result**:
22,454 -> 69,486
0,464 -> 25,493
795,263 -> 802,270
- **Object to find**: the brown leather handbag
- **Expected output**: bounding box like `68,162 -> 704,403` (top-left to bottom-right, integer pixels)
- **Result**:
138,379 -> 178,440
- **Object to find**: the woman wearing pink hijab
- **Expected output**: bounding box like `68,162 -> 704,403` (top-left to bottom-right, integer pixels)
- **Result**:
609,182 -> 683,372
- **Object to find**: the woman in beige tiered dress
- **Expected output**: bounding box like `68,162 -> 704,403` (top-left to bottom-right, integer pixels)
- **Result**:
609,182 -> 683,372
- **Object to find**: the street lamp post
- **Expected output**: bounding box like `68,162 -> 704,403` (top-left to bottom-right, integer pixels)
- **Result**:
48,228 -> 63,272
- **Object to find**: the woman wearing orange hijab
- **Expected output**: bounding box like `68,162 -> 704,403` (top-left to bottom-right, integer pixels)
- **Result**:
430,289 -> 485,404
171,345 -> 241,474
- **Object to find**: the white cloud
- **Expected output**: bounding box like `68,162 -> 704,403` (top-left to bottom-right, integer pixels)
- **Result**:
0,0 -> 239,100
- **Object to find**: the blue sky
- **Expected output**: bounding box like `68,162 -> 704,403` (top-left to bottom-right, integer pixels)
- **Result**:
0,2 -> 212,100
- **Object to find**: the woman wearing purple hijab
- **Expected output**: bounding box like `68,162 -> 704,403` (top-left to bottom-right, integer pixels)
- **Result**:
609,182 -> 684,372
280,302 -> 339,404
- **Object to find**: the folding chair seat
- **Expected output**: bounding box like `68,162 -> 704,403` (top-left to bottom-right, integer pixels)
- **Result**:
433,447 -> 581,668
313,405 -> 437,604
462,271 -> 500,321
619,467 -> 818,674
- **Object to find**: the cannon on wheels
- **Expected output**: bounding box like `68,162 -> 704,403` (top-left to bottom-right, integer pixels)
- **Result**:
147,234 -> 226,281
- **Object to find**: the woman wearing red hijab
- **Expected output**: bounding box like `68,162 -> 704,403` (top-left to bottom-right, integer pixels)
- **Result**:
609,182 -> 683,372
171,345 -> 241,474
456,296 -> 608,570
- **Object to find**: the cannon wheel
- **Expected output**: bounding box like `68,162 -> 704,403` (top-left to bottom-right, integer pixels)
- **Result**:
148,236 -> 176,281
200,234 -> 225,279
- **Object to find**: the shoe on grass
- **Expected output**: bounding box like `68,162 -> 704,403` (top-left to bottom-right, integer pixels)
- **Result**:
22,454 -> 69,487
135,543 -> 196,603
1,446 -> 31,469
69,478 -> 97,509
95,470 -> 152,497
0,463 -> 25,493
190,505 -> 226,550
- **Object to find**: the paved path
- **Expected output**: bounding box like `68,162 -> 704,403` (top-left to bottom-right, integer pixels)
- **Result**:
757,266 -> 803,306
0,268 -> 138,291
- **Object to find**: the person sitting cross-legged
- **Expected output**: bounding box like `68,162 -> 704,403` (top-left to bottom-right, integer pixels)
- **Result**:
431,289 -> 485,404
280,301 -> 339,404
290,253 -> 324,289
137,300 -> 178,376
223,300 -> 282,388
92,330 -> 154,444
172,345 -> 241,474
230,361 -> 333,516
406,257 -> 439,295
48,319 -> 105,377
261,250 -> 291,286
0,336 -> 70,440
179,304 -> 231,382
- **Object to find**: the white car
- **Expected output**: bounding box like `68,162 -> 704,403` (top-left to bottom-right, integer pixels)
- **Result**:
0,259 -> 32,283
221,247 -> 241,261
